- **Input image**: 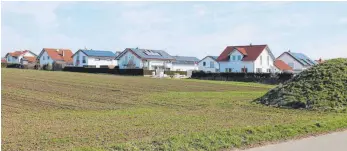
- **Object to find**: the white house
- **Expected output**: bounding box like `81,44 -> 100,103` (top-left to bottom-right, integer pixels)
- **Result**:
37,48 -> 73,66
5,50 -> 37,64
198,56 -> 220,73
217,44 -> 276,73
72,49 -> 117,68
276,51 -> 318,73
171,56 -> 199,71
116,48 -> 175,71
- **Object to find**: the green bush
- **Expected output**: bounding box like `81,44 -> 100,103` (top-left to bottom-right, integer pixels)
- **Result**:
1,63 -> 7,68
255,58 -> 347,111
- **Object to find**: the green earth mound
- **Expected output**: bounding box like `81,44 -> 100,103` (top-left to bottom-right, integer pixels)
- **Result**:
256,58 -> 347,111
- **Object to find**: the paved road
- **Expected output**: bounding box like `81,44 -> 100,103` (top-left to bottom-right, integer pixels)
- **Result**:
236,130 -> 347,151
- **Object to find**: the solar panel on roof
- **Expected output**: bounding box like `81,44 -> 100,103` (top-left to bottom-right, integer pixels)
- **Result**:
143,50 -> 161,56
300,59 -> 310,66
306,59 -> 316,65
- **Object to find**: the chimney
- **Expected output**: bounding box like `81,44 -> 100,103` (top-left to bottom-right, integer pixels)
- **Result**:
62,51 -> 64,57
250,43 -> 252,46
288,49 -> 291,52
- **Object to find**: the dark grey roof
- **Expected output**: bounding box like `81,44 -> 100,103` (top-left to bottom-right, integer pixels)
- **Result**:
210,56 -> 219,60
172,56 -> 199,65
80,49 -> 116,57
118,48 -> 175,60
198,56 -> 219,63
287,52 -> 318,66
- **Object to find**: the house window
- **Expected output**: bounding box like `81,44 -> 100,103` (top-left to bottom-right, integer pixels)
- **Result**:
267,56 -> 270,65
260,56 -> 262,65
7,57 -> 11,62
225,68 -> 232,72
267,69 -> 271,73
47,56 -> 50,60
210,61 -> 214,68
82,56 -> 86,63
43,56 -> 45,60
203,62 -> 206,66
232,55 -> 236,61
238,55 -> 242,60
256,68 -> 262,73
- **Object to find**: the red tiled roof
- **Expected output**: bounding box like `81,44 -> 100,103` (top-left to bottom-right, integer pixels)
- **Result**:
274,59 -> 292,71
236,48 -> 247,55
1,58 -> 7,63
43,48 -> 73,63
23,56 -> 37,63
217,45 -> 267,61
9,50 -> 29,57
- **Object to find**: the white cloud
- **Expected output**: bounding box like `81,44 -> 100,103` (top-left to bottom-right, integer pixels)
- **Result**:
1,1 -> 84,56
193,4 -> 207,17
2,2 -> 63,29
338,17 -> 347,24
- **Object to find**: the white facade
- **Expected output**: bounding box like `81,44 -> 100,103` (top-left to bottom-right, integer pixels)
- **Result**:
171,64 -> 198,71
198,56 -> 220,72
6,55 -> 18,64
118,50 -> 172,70
277,53 -> 307,73
253,47 -> 276,73
118,51 -> 143,69
39,51 -> 54,66
6,51 -> 35,64
219,47 -> 275,73
72,51 -> 117,68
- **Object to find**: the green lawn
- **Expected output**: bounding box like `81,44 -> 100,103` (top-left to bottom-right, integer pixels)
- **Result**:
1,68 -> 347,151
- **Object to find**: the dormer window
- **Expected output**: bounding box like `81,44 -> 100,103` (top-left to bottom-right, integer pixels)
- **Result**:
232,55 -> 236,61
238,55 -> 241,60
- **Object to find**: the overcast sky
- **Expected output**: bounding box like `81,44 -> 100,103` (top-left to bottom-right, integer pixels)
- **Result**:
2,1 -> 347,59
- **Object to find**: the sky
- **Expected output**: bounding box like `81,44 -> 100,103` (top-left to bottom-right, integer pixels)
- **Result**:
1,1 -> 347,60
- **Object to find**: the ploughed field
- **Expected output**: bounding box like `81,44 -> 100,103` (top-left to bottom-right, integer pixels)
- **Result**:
2,68 -> 347,151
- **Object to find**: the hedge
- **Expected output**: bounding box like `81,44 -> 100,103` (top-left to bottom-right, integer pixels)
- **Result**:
63,67 -> 146,76
164,71 -> 187,76
191,71 -> 294,84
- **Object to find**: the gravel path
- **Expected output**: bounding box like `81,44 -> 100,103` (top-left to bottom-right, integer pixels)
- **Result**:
236,130 -> 347,151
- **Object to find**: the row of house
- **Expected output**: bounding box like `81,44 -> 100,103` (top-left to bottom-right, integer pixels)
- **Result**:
4,48 -> 200,72
3,44 -> 319,73
198,44 -> 319,73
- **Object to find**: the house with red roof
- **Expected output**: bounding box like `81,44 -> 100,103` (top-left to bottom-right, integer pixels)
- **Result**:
2,58 -> 7,63
37,48 -> 73,67
273,59 -> 293,73
217,44 -> 276,73
4,50 -> 37,64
